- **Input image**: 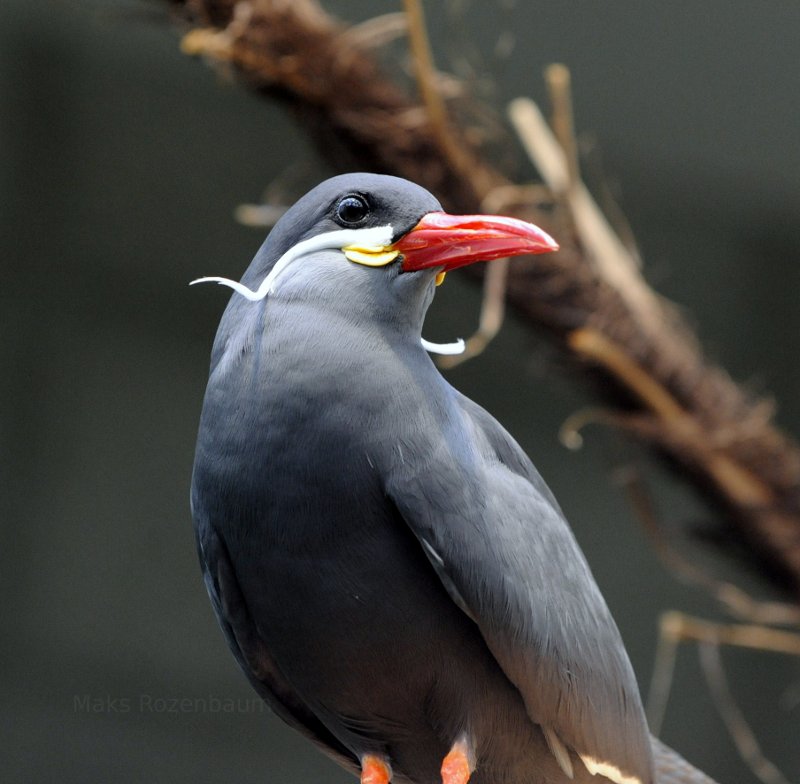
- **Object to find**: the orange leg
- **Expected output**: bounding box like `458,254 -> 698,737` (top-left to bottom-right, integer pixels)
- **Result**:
361,755 -> 392,784
441,739 -> 474,784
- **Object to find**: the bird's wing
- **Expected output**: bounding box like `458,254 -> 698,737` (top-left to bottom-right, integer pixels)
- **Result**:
385,391 -> 654,784
195,521 -> 359,773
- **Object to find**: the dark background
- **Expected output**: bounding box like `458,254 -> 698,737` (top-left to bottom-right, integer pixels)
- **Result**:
2,2 -> 799,782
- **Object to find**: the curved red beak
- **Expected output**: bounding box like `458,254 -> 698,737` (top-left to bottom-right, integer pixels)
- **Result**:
393,211 -> 559,272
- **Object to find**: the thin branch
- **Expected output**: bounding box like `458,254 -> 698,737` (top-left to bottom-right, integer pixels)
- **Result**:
339,12 -> 408,50
508,97 -> 662,330
567,328 -> 776,510
698,642 -> 792,784
649,612 -> 798,783
646,615 -> 681,735
660,611 -> 800,656
402,0 -> 495,196
437,258 -> 509,369
568,328 -> 689,423
620,468 -> 800,627
544,63 -> 580,192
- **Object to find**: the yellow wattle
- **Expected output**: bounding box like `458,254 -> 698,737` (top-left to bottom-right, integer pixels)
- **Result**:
343,246 -> 399,267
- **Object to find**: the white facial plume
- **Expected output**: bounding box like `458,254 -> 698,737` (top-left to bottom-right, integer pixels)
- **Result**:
191,225 -> 465,356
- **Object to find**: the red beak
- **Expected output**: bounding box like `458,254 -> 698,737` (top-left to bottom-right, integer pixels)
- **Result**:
393,211 -> 559,272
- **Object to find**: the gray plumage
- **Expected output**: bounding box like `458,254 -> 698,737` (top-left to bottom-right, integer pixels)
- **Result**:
191,174 -> 717,784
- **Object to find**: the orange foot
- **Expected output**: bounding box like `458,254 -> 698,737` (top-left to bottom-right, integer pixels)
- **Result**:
441,739 -> 474,784
361,755 -> 391,784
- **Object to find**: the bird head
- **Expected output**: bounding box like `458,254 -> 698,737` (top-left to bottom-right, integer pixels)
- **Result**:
192,173 -> 558,353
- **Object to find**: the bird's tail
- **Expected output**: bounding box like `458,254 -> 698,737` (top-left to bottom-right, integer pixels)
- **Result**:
652,736 -> 720,784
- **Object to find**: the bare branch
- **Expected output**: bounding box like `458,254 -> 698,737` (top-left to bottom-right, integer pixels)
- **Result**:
661,611 -> 800,657
646,616 -> 680,735
544,64 -> 580,192
698,642 -> 792,784
620,468 -> 800,627
437,258 -> 509,369
650,612 -> 798,783
508,97 -> 661,331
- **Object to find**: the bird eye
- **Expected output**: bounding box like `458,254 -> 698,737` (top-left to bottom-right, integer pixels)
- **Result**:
335,195 -> 370,225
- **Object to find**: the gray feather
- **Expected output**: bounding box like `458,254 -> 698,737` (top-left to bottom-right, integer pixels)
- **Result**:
385,387 -> 654,784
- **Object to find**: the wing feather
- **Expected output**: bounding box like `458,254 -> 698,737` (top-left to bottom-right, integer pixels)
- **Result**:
386,391 -> 654,784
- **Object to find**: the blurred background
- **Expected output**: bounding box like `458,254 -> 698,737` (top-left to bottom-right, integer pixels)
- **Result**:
2,1 -> 799,782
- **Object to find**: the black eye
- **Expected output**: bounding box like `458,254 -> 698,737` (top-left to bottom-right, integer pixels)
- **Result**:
335,195 -> 370,225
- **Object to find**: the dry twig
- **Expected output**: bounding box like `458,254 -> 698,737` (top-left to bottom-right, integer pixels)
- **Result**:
437,257 -> 509,369
544,64 -> 580,192
698,641 -> 793,784
648,613 -> 798,784
620,468 -> 800,627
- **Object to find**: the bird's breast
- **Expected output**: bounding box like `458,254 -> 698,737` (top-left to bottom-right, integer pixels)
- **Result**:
193,300 -> 468,625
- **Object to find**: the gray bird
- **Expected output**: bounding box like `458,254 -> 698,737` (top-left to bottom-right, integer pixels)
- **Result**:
191,173 -> 716,784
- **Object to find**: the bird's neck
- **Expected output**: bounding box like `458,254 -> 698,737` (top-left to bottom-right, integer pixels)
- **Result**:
209,294 -> 435,410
